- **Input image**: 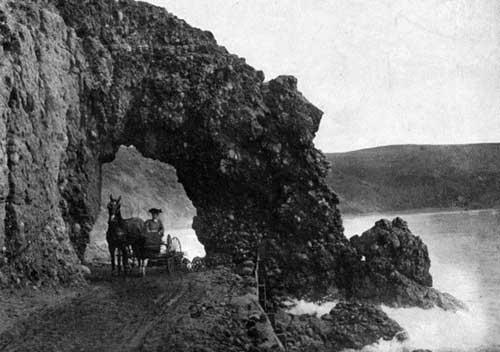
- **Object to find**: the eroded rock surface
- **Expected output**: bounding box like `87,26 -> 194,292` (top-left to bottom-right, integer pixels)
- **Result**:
276,302 -> 405,351
351,217 -> 432,287
0,0 -> 464,322
348,218 -> 465,310
0,1 -> 468,350
0,0 -> 345,293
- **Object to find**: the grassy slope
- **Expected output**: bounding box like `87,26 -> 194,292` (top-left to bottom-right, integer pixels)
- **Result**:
86,146 -> 196,260
325,143 -> 500,214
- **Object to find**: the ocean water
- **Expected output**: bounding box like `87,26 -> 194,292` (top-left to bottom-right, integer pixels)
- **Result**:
341,208 -> 500,352
175,210 -> 500,351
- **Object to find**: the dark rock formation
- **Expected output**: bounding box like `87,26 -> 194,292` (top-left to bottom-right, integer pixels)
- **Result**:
351,217 -> 432,287
0,0 -> 346,293
0,0 -> 464,322
0,1 -> 469,350
348,218 -> 465,310
276,302 -> 406,351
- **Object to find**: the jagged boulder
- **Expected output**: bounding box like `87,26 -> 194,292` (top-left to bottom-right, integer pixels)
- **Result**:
348,218 -> 465,310
324,302 -> 406,348
350,217 -> 432,286
276,302 -> 406,351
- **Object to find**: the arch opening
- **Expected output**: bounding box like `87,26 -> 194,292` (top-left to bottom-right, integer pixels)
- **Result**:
85,145 -> 205,264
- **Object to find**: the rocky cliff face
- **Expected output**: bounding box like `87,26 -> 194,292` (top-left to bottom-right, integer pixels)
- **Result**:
0,0 -> 463,321
0,0 -> 89,284
0,0 -> 346,292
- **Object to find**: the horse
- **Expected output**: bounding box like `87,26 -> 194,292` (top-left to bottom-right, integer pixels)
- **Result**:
106,195 -> 162,276
106,195 -> 147,275
106,225 -> 125,274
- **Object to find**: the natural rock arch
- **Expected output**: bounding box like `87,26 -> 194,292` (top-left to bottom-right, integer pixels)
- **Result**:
0,1 -> 465,312
0,0 -> 348,295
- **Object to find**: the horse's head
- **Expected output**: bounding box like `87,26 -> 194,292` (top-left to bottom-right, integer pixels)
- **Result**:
107,195 -> 122,222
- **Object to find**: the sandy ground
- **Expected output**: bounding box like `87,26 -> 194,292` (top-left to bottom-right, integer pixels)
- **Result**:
0,265 -> 277,352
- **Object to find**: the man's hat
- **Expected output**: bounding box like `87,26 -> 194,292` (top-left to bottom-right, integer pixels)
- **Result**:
148,208 -> 162,214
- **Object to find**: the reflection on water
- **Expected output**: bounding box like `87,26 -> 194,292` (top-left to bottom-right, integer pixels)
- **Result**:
343,209 -> 500,351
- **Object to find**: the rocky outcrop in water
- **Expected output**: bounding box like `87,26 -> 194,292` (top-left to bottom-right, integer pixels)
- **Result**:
276,302 -> 406,351
348,218 -> 465,310
351,217 -> 432,287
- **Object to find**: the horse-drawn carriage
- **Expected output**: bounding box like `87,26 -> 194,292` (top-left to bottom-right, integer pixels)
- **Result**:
148,236 -> 188,274
112,233 -> 188,275
106,195 -> 190,276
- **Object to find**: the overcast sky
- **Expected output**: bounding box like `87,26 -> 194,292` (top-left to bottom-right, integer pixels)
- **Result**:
144,0 -> 500,152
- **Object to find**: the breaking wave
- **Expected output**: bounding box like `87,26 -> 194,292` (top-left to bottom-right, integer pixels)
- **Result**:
285,299 -> 337,317
356,304 -> 495,352
286,298 -> 497,352
341,209 -> 500,352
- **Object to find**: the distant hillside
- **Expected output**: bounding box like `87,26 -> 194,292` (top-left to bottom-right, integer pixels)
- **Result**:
86,146 -> 196,261
326,144 -> 500,214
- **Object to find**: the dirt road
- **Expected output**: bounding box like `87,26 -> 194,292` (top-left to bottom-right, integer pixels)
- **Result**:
0,266 -> 282,352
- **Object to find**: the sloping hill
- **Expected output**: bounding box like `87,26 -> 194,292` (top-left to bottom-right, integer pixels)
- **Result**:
325,144 -> 500,214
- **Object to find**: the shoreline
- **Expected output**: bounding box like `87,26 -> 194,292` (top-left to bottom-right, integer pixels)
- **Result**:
342,206 -> 500,220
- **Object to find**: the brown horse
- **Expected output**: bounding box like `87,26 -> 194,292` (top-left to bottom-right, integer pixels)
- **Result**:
106,195 -> 145,274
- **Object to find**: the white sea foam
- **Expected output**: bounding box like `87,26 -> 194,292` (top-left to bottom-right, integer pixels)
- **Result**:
285,298 -> 494,352
285,299 -> 337,317
377,304 -> 491,352
341,209 -> 500,352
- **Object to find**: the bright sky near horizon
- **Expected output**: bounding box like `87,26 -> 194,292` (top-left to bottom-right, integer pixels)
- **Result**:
144,0 -> 500,152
